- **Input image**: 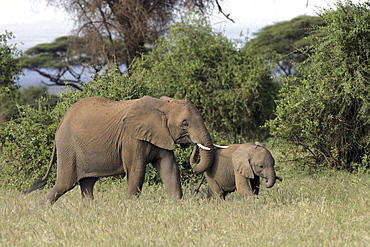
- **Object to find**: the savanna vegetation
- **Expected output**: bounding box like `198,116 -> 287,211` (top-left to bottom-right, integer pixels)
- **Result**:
1,1 -> 370,245
1,0 -> 369,185
1,152 -> 370,245
267,1 -> 370,172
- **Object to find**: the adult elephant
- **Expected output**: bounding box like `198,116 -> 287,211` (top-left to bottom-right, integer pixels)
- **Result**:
24,96 -> 215,204
191,143 -> 281,199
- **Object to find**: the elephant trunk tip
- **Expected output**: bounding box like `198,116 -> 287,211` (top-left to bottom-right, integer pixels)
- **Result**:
264,177 -> 276,189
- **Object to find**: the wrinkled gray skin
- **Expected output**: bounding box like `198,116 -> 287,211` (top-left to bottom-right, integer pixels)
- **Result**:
24,96 -> 214,204
191,143 -> 279,199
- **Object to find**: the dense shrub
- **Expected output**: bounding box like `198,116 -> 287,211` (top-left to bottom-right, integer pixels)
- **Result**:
0,31 -> 22,124
267,1 -> 370,171
0,103 -> 56,189
131,14 -> 279,140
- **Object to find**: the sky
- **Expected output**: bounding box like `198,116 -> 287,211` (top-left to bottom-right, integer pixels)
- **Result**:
1,0 -> 367,51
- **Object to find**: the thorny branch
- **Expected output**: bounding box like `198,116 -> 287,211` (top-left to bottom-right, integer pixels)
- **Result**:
35,69 -> 83,91
215,0 -> 235,23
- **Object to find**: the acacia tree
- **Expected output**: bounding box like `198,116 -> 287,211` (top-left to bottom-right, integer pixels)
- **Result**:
18,36 -> 124,90
45,0 -> 229,71
249,15 -> 326,78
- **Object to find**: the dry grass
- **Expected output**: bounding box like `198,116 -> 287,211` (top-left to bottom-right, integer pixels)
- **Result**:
1,169 -> 370,246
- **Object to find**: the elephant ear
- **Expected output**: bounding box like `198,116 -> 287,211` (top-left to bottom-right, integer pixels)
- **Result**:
122,96 -> 175,150
232,145 -> 254,179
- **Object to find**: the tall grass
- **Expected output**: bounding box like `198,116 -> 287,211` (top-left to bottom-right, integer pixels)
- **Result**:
1,169 -> 370,246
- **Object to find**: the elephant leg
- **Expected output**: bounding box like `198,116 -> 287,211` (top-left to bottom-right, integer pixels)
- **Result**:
40,182 -> 76,205
235,172 -> 255,198
153,152 -> 183,199
80,177 -> 98,200
205,174 -> 225,199
126,163 -> 146,199
40,160 -> 77,205
206,185 -> 226,199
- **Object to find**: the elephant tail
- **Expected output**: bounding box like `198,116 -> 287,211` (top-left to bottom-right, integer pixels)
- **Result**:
23,142 -> 56,194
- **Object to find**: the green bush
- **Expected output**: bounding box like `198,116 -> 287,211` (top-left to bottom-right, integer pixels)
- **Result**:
267,0 -> 370,171
0,31 -> 23,124
0,103 -> 56,189
131,13 -> 279,140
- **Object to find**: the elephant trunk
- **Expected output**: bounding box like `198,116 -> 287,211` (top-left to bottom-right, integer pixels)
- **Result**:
264,169 -> 276,188
190,144 -> 214,173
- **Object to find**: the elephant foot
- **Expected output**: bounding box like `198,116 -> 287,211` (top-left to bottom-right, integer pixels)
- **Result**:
37,197 -> 54,206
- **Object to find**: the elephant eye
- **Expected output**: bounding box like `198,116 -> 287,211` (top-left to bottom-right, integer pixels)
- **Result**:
258,164 -> 264,169
181,120 -> 189,129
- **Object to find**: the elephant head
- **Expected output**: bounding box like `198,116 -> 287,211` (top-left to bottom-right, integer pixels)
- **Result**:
123,96 -> 215,171
233,143 -> 276,188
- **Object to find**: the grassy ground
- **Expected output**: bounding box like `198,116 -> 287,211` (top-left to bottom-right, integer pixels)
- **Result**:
1,169 -> 370,246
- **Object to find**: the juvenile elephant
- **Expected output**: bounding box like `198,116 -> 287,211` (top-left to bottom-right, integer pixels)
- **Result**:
191,143 -> 281,199
24,96 -> 215,204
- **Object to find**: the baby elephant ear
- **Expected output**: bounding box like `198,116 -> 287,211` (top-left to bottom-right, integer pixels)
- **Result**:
122,97 -> 175,150
232,144 -> 254,178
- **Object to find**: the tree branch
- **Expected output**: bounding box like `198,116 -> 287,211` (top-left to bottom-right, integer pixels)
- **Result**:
35,69 -> 83,91
215,0 -> 235,23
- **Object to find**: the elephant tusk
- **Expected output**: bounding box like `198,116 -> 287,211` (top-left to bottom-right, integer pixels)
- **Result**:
197,143 -> 211,151
213,144 -> 229,149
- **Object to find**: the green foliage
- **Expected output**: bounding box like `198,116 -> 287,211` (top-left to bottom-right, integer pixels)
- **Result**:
0,103 -> 57,189
20,36 -> 75,69
1,86 -> 59,125
251,15 -> 325,55
267,0 -> 370,171
18,86 -> 59,107
0,87 -> 20,124
0,31 -> 23,123
131,13 -> 279,140
0,31 -> 22,87
0,86 -> 59,188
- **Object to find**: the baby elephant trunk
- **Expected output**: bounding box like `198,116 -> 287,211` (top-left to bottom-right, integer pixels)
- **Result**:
264,169 -> 276,188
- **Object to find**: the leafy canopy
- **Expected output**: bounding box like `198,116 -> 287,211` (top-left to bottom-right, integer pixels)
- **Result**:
249,15 -> 326,77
